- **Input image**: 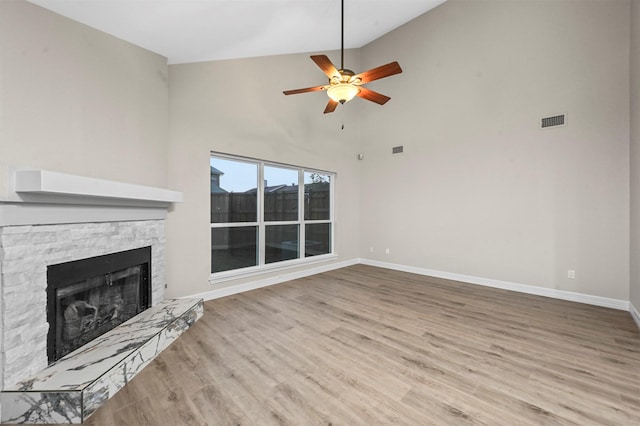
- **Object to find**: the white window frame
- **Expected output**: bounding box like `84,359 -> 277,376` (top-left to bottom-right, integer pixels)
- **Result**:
210,152 -> 336,283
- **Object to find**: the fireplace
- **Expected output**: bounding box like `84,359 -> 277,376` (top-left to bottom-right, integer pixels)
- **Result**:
46,247 -> 151,363
0,170 -> 183,423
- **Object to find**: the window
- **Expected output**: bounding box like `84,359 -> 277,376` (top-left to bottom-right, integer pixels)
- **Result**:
210,153 -> 334,278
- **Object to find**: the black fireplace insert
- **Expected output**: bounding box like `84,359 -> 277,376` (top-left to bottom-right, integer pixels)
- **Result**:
46,247 -> 151,364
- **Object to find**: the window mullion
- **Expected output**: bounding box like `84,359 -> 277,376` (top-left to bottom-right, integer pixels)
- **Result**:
298,169 -> 305,258
210,222 -> 259,228
258,162 -> 266,266
330,173 -> 335,254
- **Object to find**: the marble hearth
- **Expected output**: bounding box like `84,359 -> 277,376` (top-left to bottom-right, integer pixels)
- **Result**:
0,170 -> 184,423
1,298 -> 203,424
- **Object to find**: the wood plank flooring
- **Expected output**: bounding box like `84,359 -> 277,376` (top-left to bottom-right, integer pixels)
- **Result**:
83,265 -> 640,425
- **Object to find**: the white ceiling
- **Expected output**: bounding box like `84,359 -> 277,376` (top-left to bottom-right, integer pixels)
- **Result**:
26,0 -> 446,64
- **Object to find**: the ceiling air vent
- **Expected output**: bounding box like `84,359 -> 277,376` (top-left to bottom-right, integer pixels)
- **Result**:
392,145 -> 404,154
541,114 -> 566,129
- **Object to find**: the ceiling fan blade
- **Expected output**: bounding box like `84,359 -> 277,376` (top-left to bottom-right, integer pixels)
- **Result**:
283,85 -> 326,95
353,62 -> 402,84
311,55 -> 340,79
324,99 -> 339,114
357,87 -> 391,105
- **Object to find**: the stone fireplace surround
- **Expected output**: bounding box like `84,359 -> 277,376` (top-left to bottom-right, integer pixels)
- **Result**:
0,170 -> 184,421
1,220 -> 167,385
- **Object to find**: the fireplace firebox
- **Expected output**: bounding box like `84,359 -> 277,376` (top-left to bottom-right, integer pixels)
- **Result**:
46,247 -> 151,364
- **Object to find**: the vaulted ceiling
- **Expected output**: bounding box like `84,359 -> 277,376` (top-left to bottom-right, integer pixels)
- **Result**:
26,0 -> 446,64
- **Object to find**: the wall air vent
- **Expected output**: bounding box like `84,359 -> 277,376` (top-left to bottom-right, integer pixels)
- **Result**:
392,146 -> 404,154
541,114 -> 566,129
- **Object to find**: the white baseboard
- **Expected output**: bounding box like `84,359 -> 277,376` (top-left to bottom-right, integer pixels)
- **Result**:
359,258 -> 630,311
630,302 -> 640,330
183,257 -> 635,320
186,259 -> 359,301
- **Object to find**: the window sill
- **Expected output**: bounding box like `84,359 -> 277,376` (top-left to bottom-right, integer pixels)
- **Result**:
209,253 -> 338,285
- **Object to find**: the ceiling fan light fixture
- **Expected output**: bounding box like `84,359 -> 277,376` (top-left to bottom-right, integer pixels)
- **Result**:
282,0 -> 402,113
327,83 -> 360,104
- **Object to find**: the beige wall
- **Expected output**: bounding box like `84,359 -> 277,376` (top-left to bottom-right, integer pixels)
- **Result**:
631,0 -> 640,311
165,51 -> 362,298
2,0 -> 635,305
359,0 -> 631,300
0,0 -> 169,196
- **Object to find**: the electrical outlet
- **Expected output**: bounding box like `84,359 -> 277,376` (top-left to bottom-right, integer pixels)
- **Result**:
385,248 -> 390,254
369,247 -> 374,253
568,270 -> 575,279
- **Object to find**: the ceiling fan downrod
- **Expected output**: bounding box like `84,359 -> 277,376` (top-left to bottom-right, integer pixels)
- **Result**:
341,0 -> 344,70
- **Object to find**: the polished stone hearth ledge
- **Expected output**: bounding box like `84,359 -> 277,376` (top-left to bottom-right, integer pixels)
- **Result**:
0,298 -> 203,424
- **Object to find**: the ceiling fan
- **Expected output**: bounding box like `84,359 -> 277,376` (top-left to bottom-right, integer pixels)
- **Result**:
283,0 -> 403,114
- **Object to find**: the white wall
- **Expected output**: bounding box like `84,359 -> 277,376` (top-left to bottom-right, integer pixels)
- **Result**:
359,0 -> 631,300
165,51 -> 362,298
631,0 -> 640,312
0,0 -> 169,196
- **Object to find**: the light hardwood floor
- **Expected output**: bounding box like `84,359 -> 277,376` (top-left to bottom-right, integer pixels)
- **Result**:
84,265 -> 640,425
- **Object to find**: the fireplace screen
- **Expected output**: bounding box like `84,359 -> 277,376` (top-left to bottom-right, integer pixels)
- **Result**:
47,247 -> 151,364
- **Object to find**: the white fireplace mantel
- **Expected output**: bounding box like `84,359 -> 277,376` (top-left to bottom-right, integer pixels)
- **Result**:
0,170 -> 183,227
13,170 -> 183,204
